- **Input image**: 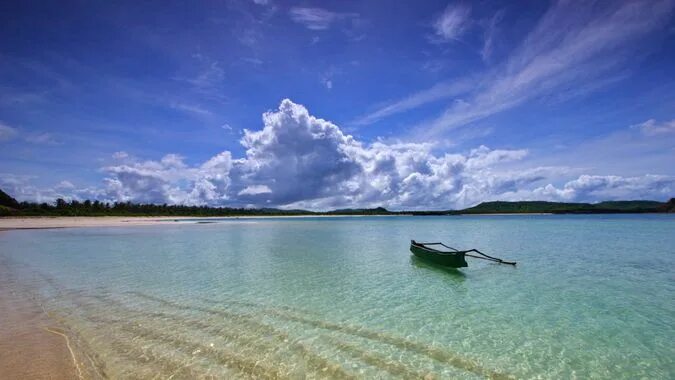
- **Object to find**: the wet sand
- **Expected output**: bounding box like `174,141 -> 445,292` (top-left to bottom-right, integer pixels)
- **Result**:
0,267 -> 81,379
0,214 -> 390,231
0,216 -> 182,231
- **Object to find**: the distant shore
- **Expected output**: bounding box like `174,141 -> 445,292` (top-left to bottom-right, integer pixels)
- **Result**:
462,212 -> 553,215
0,214 -> 404,231
4,211 -> 674,231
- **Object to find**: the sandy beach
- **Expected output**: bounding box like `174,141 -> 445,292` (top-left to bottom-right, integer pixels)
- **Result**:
0,214 -> 398,231
0,216 -> 186,231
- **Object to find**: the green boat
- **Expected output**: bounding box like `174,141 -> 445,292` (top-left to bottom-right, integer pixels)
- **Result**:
410,240 -> 468,268
410,240 -> 516,268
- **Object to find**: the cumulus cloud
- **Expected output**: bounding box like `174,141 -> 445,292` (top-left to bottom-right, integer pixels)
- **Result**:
90,99 -> 538,208
236,99 -> 362,205
101,151 -> 233,205
533,174 -> 674,202
4,100 -> 672,209
0,174 -> 100,204
432,3 -> 471,42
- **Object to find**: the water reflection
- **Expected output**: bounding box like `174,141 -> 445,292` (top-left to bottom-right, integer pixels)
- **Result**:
410,256 -> 467,280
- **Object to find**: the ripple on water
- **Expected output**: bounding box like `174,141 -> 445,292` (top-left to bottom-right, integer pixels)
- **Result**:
1,215 -> 673,379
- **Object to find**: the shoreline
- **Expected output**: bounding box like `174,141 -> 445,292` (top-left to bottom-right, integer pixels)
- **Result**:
0,216 -> 183,231
0,214 -> 404,231
461,212 -> 554,215
2,212 -> 669,231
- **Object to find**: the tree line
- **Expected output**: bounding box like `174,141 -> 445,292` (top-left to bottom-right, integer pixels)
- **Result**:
2,198 -> 321,217
1,188 -> 671,217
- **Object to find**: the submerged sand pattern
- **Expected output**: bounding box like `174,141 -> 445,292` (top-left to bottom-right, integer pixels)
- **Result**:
12,263 -> 513,379
4,216 -> 672,379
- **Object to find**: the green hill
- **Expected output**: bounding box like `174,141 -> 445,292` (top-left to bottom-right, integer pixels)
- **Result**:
327,207 -> 391,215
0,189 -> 19,216
592,200 -> 663,211
460,201 -> 588,214
657,198 -> 675,213
0,188 -> 19,209
460,200 -> 667,214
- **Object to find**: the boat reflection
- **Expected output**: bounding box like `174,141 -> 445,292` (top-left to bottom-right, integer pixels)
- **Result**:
410,256 -> 466,279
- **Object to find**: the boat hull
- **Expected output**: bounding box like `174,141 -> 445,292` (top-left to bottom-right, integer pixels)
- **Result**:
410,244 -> 468,268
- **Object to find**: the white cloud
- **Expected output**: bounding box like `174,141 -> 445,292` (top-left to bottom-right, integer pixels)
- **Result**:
289,7 -> 358,31
112,151 -> 129,160
433,3 -> 471,42
100,151 -> 233,205
5,100 -> 673,209
236,99 -> 363,205
25,132 -> 59,145
92,100 -> 530,208
241,57 -> 263,66
173,56 -> 227,101
0,90 -> 46,106
56,180 -> 75,190
631,119 -> 675,136
352,78 -> 476,126
0,122 -> 18,142
0,125 -> 60,145
359,0 -> 674,136
175,61 -> 225,90
481,10 -> 504,62
533,174 -> 674,202
238,185 -> 272,196
170,102 -> 213,117
529,120 -> 675,177
425,0 -> 675,136
0,174 -> 97,204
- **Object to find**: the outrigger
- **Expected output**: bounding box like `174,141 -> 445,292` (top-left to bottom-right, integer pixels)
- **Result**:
410,240 -> 516,268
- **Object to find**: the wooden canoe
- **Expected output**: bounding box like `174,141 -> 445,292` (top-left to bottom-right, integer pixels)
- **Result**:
410,240 -> 468,268
410,240 -> 517,267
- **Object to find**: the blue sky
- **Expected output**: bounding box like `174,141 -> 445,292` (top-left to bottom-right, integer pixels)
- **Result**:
1,0 -> 674,209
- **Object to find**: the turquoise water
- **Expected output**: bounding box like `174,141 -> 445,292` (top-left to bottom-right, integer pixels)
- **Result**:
1,215 -> 674,379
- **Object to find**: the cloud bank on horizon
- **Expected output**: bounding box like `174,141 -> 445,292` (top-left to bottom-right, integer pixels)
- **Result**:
0,0 -> 674,210
2,99 -> 673,210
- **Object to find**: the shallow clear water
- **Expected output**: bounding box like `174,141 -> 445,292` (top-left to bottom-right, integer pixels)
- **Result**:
1,215 -> 674,379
